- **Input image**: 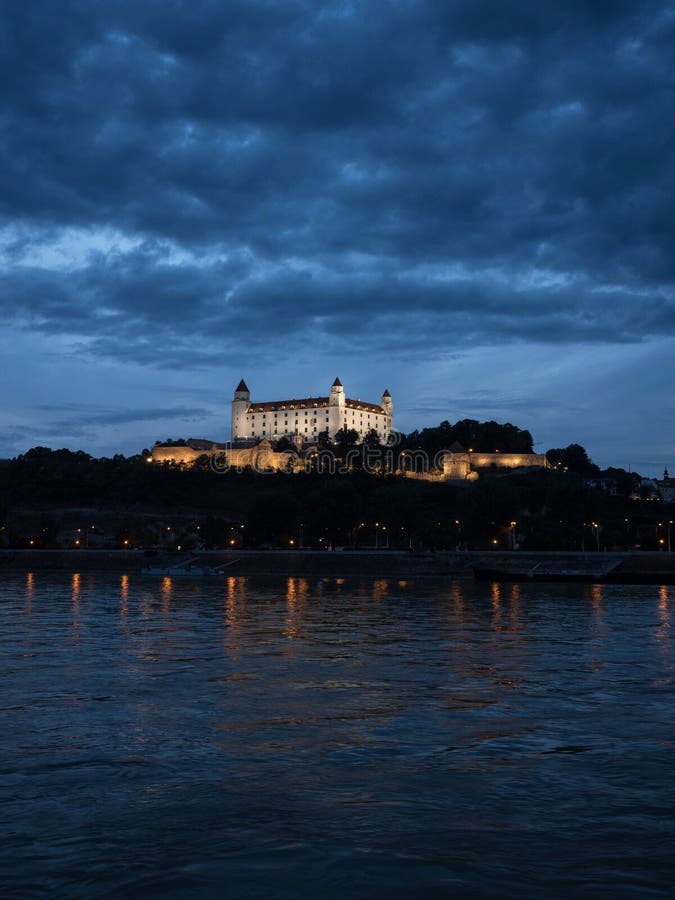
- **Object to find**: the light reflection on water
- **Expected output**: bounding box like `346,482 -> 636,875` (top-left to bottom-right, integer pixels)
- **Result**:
1,572 -> 675,898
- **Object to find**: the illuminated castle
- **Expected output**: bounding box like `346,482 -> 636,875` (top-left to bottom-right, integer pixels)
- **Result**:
231,378 -> 393,445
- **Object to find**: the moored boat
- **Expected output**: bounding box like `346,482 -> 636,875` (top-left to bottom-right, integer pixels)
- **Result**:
141,556 -> 240,577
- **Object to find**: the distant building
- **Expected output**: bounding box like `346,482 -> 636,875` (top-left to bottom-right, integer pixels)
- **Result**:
656,468 -> 675,504
231,377 -> 393,445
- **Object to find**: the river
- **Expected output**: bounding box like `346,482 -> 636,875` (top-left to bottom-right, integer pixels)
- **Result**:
1,573 -> 674,897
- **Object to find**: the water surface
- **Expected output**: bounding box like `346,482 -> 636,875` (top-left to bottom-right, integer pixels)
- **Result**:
2,573 -> 674,897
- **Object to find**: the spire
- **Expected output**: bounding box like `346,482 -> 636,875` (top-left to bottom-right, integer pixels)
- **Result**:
382,388 -> 391,397
235,379 -> 249,392
332,377 -> 342,387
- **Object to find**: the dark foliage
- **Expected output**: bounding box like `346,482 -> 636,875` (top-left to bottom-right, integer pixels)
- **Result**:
0,426 -> 668,552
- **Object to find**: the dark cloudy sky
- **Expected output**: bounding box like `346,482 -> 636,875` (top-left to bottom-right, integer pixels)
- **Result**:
1,1 -> 674,472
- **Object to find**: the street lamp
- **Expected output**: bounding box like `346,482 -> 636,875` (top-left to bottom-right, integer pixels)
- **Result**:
586,522 -> 601,552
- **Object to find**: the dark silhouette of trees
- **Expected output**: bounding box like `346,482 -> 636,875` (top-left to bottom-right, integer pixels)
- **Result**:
546,444 -> 599,476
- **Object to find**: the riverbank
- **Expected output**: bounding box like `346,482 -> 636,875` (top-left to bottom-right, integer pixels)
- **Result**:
3,548 -> 675,581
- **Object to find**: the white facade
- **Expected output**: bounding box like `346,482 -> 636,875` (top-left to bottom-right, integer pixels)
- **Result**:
231,378 -> 393,444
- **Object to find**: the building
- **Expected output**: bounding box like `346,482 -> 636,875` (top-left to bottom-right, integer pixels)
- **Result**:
656,468 -> 675,504
151,378 -> 547,480
231,377 -> 393,445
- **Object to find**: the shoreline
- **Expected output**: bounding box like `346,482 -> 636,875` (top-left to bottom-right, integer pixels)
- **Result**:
3,548 -> 675,581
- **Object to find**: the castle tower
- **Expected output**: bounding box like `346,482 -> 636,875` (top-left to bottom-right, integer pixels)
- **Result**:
231,379 -> 251,442
381,389 -> 393,441
328,377 -> 345,437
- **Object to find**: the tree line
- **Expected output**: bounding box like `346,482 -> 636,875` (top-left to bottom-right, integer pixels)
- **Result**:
0,423 -> 669,551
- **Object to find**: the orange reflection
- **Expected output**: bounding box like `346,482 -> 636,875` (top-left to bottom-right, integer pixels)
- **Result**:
286,576 -> 298,639
161,576 -> 172,611
223,576 -> 243,653
373,579 -> 389,600
120,574 -> 129,618
71,573 -> 81,635
225,575 -> 237,622
589,583 -> 605,631
25,571 -> 35,611
284,577 -> 309,640
491,582 -> 502,628
656,585 -> 670,645
509,582 -> 522,630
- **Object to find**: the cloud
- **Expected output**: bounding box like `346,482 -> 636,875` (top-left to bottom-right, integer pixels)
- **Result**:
1,1 -> 674,468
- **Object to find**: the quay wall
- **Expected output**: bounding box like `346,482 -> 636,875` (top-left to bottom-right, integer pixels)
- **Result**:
3,549 -> 675,578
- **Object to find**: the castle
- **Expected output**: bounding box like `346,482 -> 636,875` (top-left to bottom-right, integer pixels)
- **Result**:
149,377 -> 394,468
150,377 -> 547,478
232,377 -> 393,445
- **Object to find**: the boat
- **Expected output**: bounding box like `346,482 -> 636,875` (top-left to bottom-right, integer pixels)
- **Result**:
141,557 -> 240,577
472,557 -> 624,584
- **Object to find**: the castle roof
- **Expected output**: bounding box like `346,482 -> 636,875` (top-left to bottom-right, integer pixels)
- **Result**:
345,399 -> 384,413
249,397 -> 330,412
235,379 -> 249,392
246,396 -> 386,414
382,389 -> 391,397
332,377 -> 342,387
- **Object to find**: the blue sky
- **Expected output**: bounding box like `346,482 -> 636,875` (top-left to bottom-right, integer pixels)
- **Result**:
1,1 -> 674,473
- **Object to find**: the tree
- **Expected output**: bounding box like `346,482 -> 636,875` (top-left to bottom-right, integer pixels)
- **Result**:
333,426 -> 360,459
546,444 -> 599,476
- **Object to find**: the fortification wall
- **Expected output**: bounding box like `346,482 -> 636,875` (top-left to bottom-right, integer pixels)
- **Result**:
151,446 -> 204,465
150,442 -> 295,472
469,452 -> 548,469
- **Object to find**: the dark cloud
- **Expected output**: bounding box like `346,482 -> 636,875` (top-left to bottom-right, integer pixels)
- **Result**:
31,404 -> 213,429
1,1 -> 674,466
0,404 -> 214,458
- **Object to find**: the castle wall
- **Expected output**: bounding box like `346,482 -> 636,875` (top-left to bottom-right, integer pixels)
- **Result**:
151,441 -> 295,472
468,452 -> 548,469
247,403 -> 331,441
151,446 -> 205,465
440,451 -> 548,479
